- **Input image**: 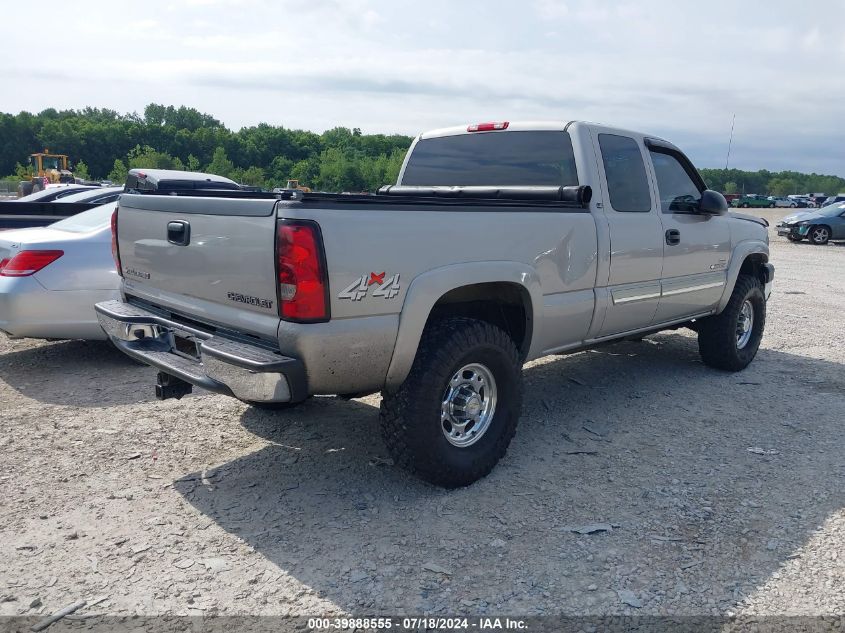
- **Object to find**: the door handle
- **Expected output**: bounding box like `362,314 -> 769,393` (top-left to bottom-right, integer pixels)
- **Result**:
167,221 -> 191,246
665,229 -> 681,245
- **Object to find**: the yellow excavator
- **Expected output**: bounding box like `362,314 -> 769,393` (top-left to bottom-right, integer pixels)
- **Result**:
285,179 -> 312,193
18,150 -> 76,197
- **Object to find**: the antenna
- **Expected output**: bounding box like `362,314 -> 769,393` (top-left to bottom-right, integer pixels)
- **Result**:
725,114 -> 736,170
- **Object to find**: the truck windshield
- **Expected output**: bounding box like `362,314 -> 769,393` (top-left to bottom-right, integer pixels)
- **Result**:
402,131 -> 579,187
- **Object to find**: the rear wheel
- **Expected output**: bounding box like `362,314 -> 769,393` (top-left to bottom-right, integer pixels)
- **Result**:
697,274 -> 765,371
769,202 -> 775,208
808,225 -> 831,245
379,317 -> 523,488
741,203 -> 749,208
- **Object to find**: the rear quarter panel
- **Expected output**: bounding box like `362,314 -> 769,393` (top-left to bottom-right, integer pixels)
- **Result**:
277,200 -> 599,387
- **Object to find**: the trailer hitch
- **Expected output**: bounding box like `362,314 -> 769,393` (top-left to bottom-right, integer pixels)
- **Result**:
155,372 -> 193,400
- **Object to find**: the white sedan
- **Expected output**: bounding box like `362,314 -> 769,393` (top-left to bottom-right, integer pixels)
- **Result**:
0,203 -> 120,340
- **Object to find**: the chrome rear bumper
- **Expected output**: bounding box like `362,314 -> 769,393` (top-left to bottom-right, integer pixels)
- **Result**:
94,300 -> 307,403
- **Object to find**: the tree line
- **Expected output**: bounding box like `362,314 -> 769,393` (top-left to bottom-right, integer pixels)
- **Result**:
0,105 -> 411,192
2,105 -> 844,195
698,168 -> 845,198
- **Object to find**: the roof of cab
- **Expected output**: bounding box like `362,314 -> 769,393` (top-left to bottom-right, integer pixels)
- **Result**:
419,121 -> 573,140
418,121 -> 673,148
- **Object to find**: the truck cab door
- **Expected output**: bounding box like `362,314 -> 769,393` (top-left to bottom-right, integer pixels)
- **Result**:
644,143 -> 731,323
590,130 -> 664,337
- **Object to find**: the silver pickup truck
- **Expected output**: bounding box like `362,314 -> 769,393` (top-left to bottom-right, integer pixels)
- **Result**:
96,121 -> 774,487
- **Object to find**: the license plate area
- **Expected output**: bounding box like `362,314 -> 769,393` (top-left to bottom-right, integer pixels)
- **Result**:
171,332 -> 200,360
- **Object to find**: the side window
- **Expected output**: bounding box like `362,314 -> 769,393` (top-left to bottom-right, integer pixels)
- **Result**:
649,150 -> 702,213
598,134 -> 651,212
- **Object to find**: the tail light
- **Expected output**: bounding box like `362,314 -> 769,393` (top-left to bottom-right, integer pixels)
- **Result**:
111,206 -> 122,277
276,220 -> 329,322
467,121 -> 509,132
0,250 -> 64,277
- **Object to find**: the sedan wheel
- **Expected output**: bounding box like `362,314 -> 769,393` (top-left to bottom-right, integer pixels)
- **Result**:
809,226 -> 830,245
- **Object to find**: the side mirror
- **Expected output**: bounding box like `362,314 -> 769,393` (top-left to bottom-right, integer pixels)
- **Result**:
699,189 -> 728,215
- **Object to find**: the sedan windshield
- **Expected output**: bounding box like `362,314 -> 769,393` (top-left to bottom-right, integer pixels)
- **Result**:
49,202 -> 116,233
55,187 -> 123,204
819,203 -> 845,217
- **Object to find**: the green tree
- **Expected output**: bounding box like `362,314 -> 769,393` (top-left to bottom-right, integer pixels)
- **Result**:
289,157 -> 321,189
127,145 -> 184,170
266,155 -> 294,188
108,159 -> 128,184
13,162 -> 29,179
73,160 -> 91,180
723,181 -> 738,194
768,177 -> 796,196
232,166 -> 266,188
317,147 -> 364,192
186,154 -> 201,172
206,146 -> 235,178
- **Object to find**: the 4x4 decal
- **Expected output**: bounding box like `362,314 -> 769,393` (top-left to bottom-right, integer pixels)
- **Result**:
339,272 -> 401,301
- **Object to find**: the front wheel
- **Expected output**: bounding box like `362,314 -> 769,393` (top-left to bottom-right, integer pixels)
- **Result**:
379,317 -> 523,488
808,225 -> 830,245
697,274 -> 766,371
769,203 -> 775,208
741,203 -> 749,208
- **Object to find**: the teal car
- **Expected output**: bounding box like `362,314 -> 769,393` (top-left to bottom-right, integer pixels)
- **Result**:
776,203 -> 845,245
731,194 -> 775,209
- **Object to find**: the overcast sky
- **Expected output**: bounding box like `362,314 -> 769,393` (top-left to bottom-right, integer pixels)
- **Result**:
3,0 -> 844,174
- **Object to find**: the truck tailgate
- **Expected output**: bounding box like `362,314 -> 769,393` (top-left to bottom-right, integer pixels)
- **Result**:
116,193 -> 280,334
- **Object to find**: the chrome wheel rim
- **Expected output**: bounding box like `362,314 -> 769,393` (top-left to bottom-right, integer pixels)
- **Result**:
441,363 -> 497,448
812,227 -> 829,242
736,300 -> 754,350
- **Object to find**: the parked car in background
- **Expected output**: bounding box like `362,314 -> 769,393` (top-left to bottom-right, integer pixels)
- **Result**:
788,195 -> 813,208
768,196 -> 797,208
820,194 -> 845,208
53,186 -> 123,206
0,203 -> 120,340
731,194 -> 774,208
776,202 -> 845,245
15,185 -> 97,203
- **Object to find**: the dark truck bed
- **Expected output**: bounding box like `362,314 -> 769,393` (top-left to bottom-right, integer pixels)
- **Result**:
126,183 -> 594,210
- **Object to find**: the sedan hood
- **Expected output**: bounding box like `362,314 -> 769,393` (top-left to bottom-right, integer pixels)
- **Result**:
781,211 -> 824,225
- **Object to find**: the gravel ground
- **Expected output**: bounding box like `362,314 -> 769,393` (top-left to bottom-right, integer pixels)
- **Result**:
1,210 -> 844,620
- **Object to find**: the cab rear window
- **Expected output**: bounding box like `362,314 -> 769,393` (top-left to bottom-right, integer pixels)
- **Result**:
402,131 -> 579,187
